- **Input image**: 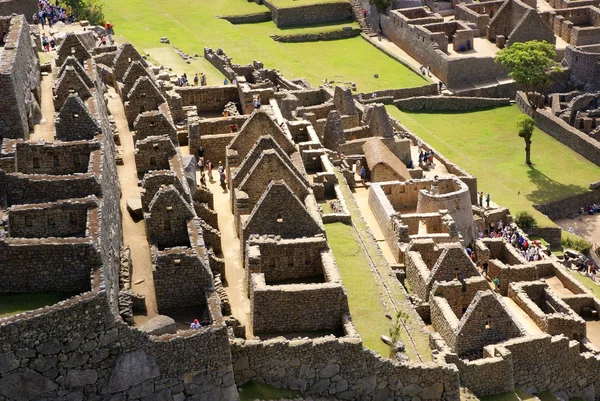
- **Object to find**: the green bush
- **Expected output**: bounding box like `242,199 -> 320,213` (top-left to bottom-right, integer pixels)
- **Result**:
514,211 -> 537,231
64,0 -> 105,25
561,235 -> 592,253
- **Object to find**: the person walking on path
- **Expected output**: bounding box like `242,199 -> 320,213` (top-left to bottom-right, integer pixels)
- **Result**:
194,73 -> 199,86
219,170 -> 227,192
206,160 -> 213,181
478,192 -> 483,208
486,193 -> 490,208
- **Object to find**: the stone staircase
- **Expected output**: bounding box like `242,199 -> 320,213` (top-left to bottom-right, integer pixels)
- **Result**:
349,0 -> 378,37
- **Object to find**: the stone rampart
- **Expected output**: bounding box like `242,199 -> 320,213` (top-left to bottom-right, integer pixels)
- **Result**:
219,11 -> 272,24
564,45 -> 600,91
271,27 -> 360,42
175,85 -> 239,113
0,291 -> 238,400
264,0 -> 352,27
394,96 -> 511,111
230,336 -> 460,400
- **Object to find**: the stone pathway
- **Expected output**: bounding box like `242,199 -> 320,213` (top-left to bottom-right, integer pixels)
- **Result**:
106,88 -> 158,325
30,73 -> 55,142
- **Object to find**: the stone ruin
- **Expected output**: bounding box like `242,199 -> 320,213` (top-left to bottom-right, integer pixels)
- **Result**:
2,25 -> 600,401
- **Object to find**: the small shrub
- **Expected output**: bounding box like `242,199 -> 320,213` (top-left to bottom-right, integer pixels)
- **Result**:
514,211 -> 537,231
561,235 -> 592,253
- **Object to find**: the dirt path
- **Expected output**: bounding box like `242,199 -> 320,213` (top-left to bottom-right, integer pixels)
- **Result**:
205,175 -> 252,334
105,88 -> 158,324
353,186 -> 397,264
30,73 -> 55,142
555,214 -> 600,247
546,276 -> 575,297
502,296 -> 544,335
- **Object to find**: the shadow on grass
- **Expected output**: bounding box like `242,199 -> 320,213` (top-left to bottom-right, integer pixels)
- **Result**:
525,165 -> 588,206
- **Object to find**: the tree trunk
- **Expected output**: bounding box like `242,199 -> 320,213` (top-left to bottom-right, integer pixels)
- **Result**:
525,138 -> 532,165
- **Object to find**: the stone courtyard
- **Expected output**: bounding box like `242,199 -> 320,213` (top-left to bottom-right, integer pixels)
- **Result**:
0,0 -> 600,399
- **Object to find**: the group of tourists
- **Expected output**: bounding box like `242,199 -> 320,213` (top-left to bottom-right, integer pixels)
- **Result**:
41,33 -> 56,52
418,149 -> 435,167
477,191 -> 491,208
35,0 -> 72,28
197,147 -> 228,192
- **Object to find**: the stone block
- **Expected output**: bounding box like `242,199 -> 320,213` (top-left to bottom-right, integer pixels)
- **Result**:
127,198 -> 143,220
138,315 -> 177,336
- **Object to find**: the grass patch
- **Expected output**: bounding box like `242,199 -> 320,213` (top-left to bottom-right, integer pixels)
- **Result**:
326,222 -> 392,356
319,200 -> 333,214
0,293 -> 67,319
101,0 -> 427,91
238,381 -> 303,401
267,0 -> 348,8
535,391 -> 558,401
567,270 -> 600,299
389,105 -> 600,228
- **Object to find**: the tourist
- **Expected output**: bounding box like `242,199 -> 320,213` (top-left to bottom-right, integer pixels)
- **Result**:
50,37 -> 56,50
190,319 -> 201,329
0,32 -> 6,46
407,159 -> 414,169
358,93 -> 363,102
222,109 -> 229,118
224,78 -> 229,85
194,73 -> 199,86
371,93 -> 376,99
101,67 -> 108,85
377,29 -> 382,41
200,173 -> 207,188
419,65 -> 425,75
206,160 -> 214,181
198,146 -> 205,159
438,80 -> 443,93
99,36 -> 107,46
360,165 -> 366,181
362,8 -> 368,19
201,73 -> 207,86
426,65 -> 431,77
493,277 -> 500,290
478,192 -> 483,208
231,123 -> 238,132
486,193 -> 490,208
218,161 -> 224,174
482,261 -> 489,277
198,157 -> 205,174
219,170 -> 227,192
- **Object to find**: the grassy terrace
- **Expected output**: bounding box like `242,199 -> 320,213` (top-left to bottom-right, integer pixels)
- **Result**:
101,0 -> 428,91
0,293 -> 67,319
268,0 -> 348,6
389,105 -> 600,228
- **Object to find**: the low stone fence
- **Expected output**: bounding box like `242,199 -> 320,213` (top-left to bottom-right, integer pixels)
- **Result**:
394,96 -> 511,112
271,27 -> 360,42
533,187 -> 600,220
359,83 -> 438,102
219,11 -> 272,24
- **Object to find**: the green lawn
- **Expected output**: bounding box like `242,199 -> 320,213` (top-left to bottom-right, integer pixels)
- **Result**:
0,293 -> 65,319
389,105 -> 600,227
326,222 -> 393,356
100,0 -> 428,91
268,0 -> 348,7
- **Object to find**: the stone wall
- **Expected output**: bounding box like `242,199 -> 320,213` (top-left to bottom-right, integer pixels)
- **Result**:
7,197 -> 96,238
0,0 -> 38,21
394,96 -> 511,111
175,85 -> 239,113
0,292 -> 238,400
0,239 -> 99,293
271,27 -> 360,42
533,186 -> 600,220
263,0 -> 352,27
152,248 -> 214,311
0,15 -> 41,140
15,140 -> 100,175
230,336 -> 460,400
219,11 -> 272,24
250,274 -> 349,334
564,45 -> 600,91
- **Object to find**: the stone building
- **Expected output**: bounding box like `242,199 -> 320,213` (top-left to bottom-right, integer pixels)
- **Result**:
362,137 -> 412,182
0,14 -> 40,141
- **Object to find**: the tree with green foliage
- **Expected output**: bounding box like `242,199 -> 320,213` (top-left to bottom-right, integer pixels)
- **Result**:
369,0 -> 392,13
516,115 -> 535,165
495,40 -> 559,113
514,211 -> 537,231
62,0 -> 104,25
